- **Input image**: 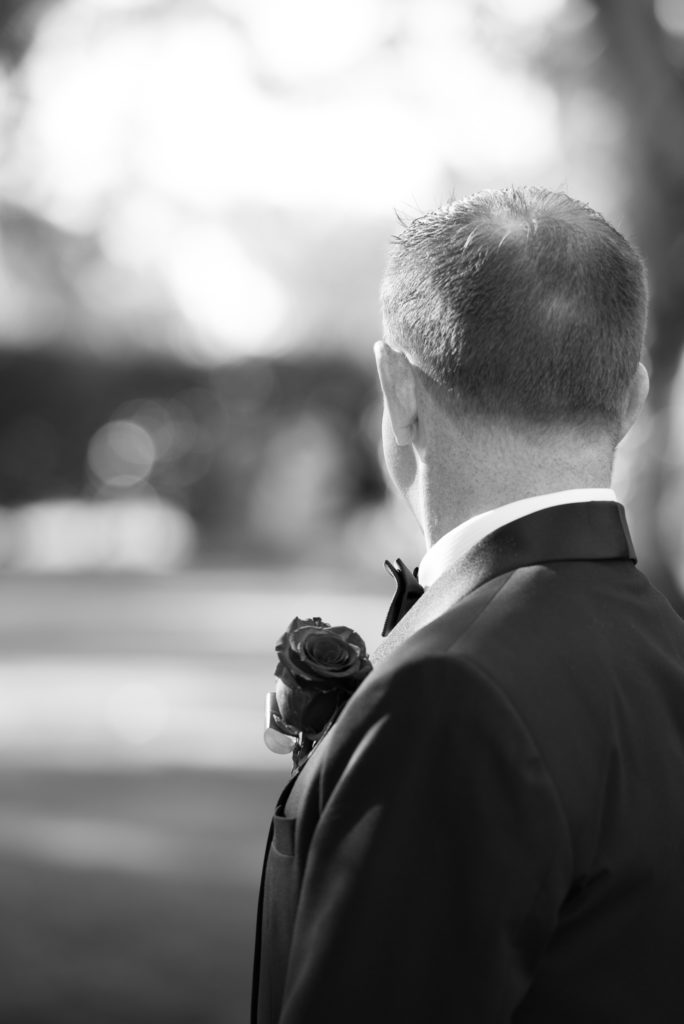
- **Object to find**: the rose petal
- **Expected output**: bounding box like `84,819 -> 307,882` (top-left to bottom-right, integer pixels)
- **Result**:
275,618 -> 372,696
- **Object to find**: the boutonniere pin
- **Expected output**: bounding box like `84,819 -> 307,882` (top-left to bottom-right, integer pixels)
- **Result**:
264,616 -> 373,772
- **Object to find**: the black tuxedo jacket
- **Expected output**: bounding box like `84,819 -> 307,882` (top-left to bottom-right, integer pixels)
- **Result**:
252,503 -> 684,1023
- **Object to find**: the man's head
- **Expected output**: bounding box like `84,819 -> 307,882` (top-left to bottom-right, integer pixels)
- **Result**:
375,186 -> 649,534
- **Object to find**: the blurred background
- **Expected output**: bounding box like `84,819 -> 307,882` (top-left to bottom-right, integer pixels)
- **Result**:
2,0 -> 684,1020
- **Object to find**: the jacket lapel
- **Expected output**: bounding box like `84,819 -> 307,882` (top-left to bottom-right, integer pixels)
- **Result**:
373,501 -> 636,666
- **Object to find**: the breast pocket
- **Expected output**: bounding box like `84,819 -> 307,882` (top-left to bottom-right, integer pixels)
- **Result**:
272,813 -> 296,857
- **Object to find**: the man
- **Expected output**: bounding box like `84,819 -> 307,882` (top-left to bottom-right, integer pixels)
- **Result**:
252,186 -> 684,1023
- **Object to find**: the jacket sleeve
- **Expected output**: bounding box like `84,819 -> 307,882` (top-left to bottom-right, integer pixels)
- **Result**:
278,654 -> 574,1023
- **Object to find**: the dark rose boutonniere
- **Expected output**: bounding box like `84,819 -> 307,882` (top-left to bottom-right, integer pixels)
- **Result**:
264,616 -> 373,772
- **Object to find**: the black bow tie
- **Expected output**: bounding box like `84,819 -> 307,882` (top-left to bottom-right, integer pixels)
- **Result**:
382,558 -> 424,637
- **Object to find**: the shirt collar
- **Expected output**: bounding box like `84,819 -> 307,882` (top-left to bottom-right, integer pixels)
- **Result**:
418,488 -> 618,589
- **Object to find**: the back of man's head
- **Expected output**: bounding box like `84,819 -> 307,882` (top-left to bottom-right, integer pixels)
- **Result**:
381,186 -> 647,438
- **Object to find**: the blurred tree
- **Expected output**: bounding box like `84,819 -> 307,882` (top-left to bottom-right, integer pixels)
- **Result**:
477,0 -> 684,611
0,0 -> 56,66
587,0 -> 684,612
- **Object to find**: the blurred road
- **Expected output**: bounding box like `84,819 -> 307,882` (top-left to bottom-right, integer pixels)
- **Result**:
0,569 -> 390,1023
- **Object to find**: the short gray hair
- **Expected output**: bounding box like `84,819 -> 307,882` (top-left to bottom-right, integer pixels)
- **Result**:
381,186 -> 647,432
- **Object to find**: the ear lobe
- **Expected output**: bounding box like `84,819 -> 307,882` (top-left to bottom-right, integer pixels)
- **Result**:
619,362 -> 649,442
374,341 -> 418,446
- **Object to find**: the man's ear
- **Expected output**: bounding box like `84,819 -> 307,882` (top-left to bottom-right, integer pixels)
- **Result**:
619,362 -> 650,442
373,341 -> 418,446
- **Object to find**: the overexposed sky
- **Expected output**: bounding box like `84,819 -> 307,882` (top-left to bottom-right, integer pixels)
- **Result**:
11,0 -> 561,219
0,0 -> 573,358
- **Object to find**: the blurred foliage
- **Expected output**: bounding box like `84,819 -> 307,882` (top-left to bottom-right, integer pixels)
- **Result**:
588,0 -> 684,610
0,0 -> 53,67
0,346 -> 384,561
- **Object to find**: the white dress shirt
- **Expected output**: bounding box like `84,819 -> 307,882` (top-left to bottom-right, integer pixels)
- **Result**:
418,488 -> 618,589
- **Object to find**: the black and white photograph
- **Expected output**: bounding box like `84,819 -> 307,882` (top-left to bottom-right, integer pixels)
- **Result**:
1,1 -> 684,1022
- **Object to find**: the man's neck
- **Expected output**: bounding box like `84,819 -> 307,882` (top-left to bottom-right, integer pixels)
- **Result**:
417,457 -> 613,549
405,411 -> 616,547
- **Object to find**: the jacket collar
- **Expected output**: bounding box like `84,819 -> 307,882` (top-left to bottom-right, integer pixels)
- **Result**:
372,501 -> 636,667
418,487 -> 617,588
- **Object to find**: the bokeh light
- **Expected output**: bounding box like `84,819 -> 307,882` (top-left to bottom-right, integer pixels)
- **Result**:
654,0 -> 684,35
88,419 -> 157,489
